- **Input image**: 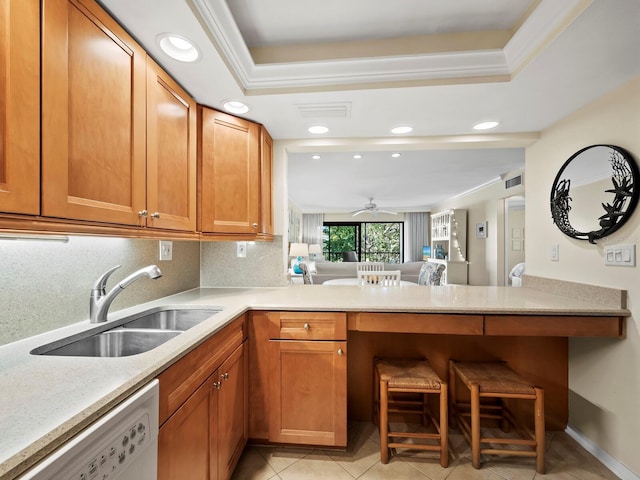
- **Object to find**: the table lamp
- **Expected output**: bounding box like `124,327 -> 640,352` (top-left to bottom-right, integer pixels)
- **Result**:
289,243 -> 308,274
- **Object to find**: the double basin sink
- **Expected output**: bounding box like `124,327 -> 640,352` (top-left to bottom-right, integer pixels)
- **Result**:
31,306 -> 223,358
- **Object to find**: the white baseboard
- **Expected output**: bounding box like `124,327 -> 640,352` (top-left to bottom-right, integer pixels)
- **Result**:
566,426 -> 639,480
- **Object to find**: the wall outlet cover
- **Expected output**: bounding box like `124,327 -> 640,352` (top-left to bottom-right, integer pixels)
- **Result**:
159,240 -> 173,261
237,241 -> 247,258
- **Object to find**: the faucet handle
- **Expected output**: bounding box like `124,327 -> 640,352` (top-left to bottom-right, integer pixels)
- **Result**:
91,265 -> 121,293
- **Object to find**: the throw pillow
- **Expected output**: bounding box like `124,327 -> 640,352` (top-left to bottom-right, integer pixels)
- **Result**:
418,261 -> 445,286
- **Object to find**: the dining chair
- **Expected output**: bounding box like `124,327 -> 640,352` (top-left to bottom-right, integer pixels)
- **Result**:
357,270 -> 401,286
356,261 -> 384,272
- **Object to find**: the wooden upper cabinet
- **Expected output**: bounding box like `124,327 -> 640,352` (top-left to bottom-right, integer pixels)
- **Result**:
146,58 -> 196,231
198,107 -> 260,234
259,126 -> 274,236
0,0 -> 40,215
41,0 -> 146,225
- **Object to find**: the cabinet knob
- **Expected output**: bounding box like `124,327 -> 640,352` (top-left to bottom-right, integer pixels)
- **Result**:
150,212 -> 160,219
222,372 -> 229,380
303,323 -> 310,331
138,210 -> 148,218
252,223 -> 258,228
337,348 -> 344,356
213,381 -> 221,390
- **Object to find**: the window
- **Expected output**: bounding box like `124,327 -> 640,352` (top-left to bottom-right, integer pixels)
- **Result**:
323,222 -> 403,262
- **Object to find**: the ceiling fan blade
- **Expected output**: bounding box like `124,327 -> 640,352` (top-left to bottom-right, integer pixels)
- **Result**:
378,209 -> 398,215
351,210 -> 367,216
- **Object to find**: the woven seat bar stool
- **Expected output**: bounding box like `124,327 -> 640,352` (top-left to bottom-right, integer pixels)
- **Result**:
449,360 -> 545,474
374,357 -> 448,467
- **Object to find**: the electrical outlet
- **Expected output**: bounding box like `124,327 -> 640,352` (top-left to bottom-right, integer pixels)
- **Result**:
159,240 -> 173,261
237,241 -> 247,258
551,244 -> 559,261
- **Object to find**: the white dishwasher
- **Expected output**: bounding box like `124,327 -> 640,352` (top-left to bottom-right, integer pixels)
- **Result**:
19,380 -> 159,480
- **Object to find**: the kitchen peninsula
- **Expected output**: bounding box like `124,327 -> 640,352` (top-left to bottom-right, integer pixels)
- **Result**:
0,280 -> 627,480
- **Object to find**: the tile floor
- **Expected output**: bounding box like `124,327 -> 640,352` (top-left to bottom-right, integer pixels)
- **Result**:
231,422 -> 620,480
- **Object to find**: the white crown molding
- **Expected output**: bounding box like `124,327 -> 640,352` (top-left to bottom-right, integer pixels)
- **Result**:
189,0 -> 591,93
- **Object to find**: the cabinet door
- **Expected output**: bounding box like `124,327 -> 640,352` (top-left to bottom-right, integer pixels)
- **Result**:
198,107 -> 260,234
158,376 -> 216,480
217,342 -> 248,480
259,126 -> 273,236
0,0 -> 40,214
269,340 -> 347,447
146,58 -> 196,231
41,0 -> 146,225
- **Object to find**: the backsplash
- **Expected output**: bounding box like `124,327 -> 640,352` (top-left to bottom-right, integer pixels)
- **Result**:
201,236 -> 288,287
0,236 -> 200,346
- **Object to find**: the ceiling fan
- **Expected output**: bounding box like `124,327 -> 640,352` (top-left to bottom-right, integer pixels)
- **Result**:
350,197 -> 398,217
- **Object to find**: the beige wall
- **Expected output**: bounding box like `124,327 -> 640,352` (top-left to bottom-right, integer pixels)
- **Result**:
526,75 -> 640,475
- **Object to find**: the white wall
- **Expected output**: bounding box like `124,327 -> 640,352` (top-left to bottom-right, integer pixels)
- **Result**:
526,75 -> 640,476
432,177 -> 523,286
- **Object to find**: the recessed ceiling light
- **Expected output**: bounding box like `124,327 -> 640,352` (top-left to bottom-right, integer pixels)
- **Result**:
222,100 -> 250,115
353,154 -> 363,159
391,126 -> 413,134
312,155 -> 321,160
308,125 -> 329,134
473,121 -> 499,131
391,153 -> 401,158
157,33 -> 200,63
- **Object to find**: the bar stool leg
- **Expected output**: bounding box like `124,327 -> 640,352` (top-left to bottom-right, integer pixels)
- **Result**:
448,361 -> 457,429
373,364 -> 380,425
380,378 -> 390,464
470,383 -> 481,469
535,387 -> 545,474
440,382 -> 449,468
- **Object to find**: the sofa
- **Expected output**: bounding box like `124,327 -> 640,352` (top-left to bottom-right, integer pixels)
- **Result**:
310,261 -> 425,284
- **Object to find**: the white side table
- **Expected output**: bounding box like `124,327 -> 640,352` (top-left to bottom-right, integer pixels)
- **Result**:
288,269 -> 304,284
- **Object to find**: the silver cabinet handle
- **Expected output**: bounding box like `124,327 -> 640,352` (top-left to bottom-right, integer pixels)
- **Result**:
222,372 -> 229,380
138,210 -> 148,217
338,348 -> 344,356
150,212 -> 160,219
213,381 -> 221,390
303,323 -> 310,331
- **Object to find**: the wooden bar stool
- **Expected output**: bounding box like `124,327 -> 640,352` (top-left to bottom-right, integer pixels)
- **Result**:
449,360 -> 545,473
374,357 -> 448,467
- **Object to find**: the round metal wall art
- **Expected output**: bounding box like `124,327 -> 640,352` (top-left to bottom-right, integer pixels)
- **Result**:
550,144 -> 639,244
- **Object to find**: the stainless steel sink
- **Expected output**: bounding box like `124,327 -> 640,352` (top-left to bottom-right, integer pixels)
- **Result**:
120,306 -> 222,331
36,329 -> 182,357
31,305 -> 223,357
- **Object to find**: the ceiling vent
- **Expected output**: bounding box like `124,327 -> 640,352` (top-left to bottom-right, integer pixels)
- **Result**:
505,174 -> 523,189
297,102 -> 351,119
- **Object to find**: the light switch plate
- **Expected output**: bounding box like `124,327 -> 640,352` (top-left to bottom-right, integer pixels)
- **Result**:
237,241 -> 247,258
551,244 -> 559,261
159,240 -> 173,261
604,244 -> 635,267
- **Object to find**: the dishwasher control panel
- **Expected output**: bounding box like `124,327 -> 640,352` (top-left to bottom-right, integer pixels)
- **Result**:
18,381 -> 159,480
68,413 -> 150,480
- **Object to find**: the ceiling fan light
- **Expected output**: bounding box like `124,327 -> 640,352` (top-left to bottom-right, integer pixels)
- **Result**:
391,153 -> 401,158
353,154 -> 363,159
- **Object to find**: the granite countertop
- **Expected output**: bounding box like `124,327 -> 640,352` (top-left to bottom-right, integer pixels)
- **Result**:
0,284 -> 629,480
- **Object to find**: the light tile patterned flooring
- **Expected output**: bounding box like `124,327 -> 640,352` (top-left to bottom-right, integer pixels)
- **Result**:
232,422 -> 620,480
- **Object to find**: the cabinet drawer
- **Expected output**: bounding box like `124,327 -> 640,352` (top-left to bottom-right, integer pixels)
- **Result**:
158,315 -> 246,425
268,312 -> 346,340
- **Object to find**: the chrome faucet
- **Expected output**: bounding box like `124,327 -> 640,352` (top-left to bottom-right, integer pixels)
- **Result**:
90,265 -> 163,323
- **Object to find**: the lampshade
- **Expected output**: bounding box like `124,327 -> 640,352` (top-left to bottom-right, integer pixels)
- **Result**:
308,244 -> 322,255
289,242 -> 309,257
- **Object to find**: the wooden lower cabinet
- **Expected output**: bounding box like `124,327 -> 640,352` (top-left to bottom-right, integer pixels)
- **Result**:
157,316 -> 247,480
249,311 -> 347,447
269,339 -> 347,447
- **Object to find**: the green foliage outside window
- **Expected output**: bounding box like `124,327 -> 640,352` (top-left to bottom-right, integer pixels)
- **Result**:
322,222 -> 402,263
